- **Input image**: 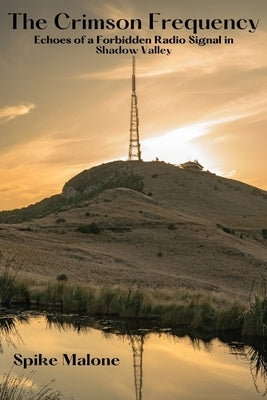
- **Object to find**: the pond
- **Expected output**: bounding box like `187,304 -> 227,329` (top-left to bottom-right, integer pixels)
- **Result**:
0,311 -> 266,399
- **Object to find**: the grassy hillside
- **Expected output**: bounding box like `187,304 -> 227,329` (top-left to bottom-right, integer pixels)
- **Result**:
0,160 -> 266,298
1,160 -> 266,227
0,195 -> 68,224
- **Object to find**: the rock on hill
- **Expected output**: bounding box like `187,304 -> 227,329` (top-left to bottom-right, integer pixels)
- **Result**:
0,160 -> 266,298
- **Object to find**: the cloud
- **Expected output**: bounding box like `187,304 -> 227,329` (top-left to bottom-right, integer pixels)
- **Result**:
212,168 -> 236,178
0,104 -> 35,123
204,90 -> 267,124
144,93 -> 266,150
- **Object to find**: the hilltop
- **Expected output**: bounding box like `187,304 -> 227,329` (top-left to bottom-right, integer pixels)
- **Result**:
0,160 -> 266,299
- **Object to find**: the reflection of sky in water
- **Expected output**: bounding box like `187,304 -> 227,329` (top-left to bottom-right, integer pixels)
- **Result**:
0,315 -> 265,400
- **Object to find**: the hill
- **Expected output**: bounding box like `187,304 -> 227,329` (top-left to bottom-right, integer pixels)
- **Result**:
0,160 -> 266,299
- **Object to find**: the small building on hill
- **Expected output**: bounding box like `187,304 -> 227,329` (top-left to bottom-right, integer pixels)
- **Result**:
180,160 -> 204,171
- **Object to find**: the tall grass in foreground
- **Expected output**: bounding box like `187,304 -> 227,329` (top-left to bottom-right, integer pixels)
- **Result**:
0,274 -> 29,305
0,371 -> 69,400
242,277 -> 267,337
0,266 -> 29,305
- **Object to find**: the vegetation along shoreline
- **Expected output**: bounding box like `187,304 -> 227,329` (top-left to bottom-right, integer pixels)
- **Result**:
0,267 -> 266,337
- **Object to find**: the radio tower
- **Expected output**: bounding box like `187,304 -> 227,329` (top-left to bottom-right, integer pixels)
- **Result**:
128,56 -> 142,161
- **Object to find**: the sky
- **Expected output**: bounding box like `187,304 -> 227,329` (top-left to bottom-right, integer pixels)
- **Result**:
0,0 -> 266,210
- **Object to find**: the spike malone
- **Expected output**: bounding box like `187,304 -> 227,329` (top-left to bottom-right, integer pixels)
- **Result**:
13,353 -> 120,368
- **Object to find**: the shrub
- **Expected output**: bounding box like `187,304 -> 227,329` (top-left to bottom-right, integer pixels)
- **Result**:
242,296 -> 267,337
261,229 -> 267,239
0,258 -> 29,305
14,282 -> 30,304
242,278 -> 267,337
56,217 -> 65,223
39,282 -> 65,305
77,223 -> 101,234
222,227 -> 235,235
111,287 -> 144,317
71,285 -> 90,312
57,274 -> 68,282
167,223 -> 176,230
0,271 -> 16,304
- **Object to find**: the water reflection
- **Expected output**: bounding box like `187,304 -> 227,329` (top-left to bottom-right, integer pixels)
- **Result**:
0,311 -> 266,399
227,338 -> 267,396
130,335 -> 144,400
0,310 -> 28,352
46,313 -> 267,399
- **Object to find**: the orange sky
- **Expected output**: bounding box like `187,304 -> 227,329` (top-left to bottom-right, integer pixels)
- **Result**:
0,0 -> 266,210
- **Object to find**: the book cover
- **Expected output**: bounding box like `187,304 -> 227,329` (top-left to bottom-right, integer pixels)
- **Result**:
0,1 -> 266,399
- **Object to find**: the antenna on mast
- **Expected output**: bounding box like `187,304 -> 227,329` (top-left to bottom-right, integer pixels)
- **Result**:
128,56 -> 142,161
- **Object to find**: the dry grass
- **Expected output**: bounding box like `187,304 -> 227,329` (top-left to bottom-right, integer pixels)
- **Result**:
0,371 -> 69,400
0,261 -> 265,336
30,282 -> 249,333
242,277 -> 267,336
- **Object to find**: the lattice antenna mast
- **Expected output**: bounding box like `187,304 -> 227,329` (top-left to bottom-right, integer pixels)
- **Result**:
130,336 -> 144,400
128,56 -> 142,161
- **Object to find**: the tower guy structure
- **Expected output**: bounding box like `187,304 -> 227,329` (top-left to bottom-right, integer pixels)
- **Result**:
128,56 -> 142,161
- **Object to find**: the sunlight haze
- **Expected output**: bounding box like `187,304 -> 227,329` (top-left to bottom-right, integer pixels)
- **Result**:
0,0 -> 266,210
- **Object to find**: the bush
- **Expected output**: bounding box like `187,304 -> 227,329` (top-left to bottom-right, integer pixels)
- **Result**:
261,229 -> 267,239
222,227 -> 235,235
242,278 -> 267,337
242,296 -> 267,336
14,282 -> 30,304
77,223 -> 101,234
109,287 -> 144,317
0,256 -> 30,305
56,217 -> 65,223
57,274 -> 68,282
167,223 -> 176,230
0,272 -> 30,305
0,271 -> 16,304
